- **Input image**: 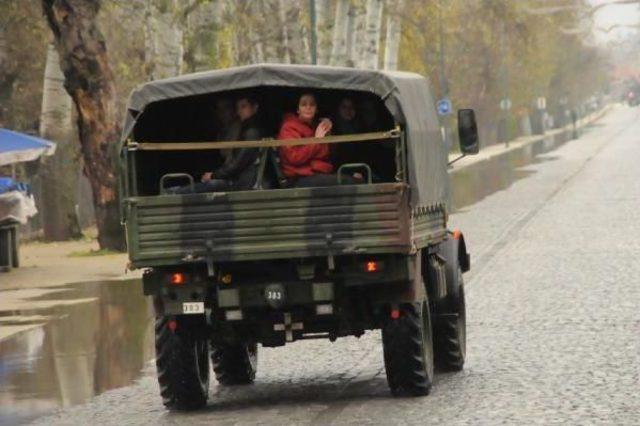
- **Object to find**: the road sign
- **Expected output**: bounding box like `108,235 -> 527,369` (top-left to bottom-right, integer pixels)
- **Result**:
437,98 -> 452,116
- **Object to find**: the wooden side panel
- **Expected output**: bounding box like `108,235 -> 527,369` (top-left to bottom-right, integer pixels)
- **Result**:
125,183 -> 412,268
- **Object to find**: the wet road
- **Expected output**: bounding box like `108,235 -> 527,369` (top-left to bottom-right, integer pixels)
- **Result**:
5,105 -> 640,425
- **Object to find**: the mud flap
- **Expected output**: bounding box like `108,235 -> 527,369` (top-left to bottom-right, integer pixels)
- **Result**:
438,232 -> 470,300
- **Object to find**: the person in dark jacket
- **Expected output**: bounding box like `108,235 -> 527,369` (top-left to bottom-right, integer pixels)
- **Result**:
332,96 -> 361,167
172,95 -> 263,193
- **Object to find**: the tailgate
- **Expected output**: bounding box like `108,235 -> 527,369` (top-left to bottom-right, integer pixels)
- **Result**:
125,183 -> 411,268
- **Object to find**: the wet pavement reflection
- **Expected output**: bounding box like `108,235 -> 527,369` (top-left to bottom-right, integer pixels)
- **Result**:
0,280 -> 153,425
451,129 -> 577,210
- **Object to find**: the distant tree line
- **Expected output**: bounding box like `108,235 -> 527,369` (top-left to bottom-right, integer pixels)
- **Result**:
0,0 -> 609,249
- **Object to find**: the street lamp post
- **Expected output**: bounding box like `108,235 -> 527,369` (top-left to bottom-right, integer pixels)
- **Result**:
438,0 -> 451,150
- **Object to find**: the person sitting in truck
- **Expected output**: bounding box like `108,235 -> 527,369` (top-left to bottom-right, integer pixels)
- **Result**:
278,92 -> 359,188
331,96 -> 361,168
333,96 -> 360,136
171,94 -> 264,193
214,97 -> 242,162
356,97 -> 396,182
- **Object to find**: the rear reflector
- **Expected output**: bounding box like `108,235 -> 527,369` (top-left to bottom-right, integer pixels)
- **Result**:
225,310 -> 243,321
316,304 -> 333,315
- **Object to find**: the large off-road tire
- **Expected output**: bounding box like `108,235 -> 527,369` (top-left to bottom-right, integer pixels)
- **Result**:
382,300 -> 435,396
155,316 -> 210,411
434,266 -> 466,371
211,342 -> 258,385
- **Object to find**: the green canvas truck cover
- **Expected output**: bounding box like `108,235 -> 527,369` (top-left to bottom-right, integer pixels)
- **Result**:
120,63 -> 449,209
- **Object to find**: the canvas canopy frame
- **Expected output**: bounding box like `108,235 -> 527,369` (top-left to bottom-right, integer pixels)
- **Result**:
125,128 -> 400,151
120,63 -> 449,208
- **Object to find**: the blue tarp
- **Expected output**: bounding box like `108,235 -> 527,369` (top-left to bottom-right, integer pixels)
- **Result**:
0,128 -> 57,166
0,177 -> 30,195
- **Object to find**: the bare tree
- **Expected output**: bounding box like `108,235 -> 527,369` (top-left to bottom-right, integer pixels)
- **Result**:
283,2 -> 310,64
278,0 -> 291,63
330,0 -> 350,66
144,0 -> 183,80
39,43 -> 82,240
260,0 -> 282,63
315,0 -> 332,64
360,0 -> 384,69
383,0 -> 404,70
184,0 -> 224,72
345,3 -> 358,66
0,25 -> 10,120
0,24 -> 8,89
42,0 -> 124,250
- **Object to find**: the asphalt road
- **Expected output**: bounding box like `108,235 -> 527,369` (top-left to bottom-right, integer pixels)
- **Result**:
31,106 -> 640,425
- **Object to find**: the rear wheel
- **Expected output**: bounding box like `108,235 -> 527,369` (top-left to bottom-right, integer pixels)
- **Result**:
434,266 -> 466,371
155,316 -> 209,410
211,342 -> 258,385
382,299 -> 435,396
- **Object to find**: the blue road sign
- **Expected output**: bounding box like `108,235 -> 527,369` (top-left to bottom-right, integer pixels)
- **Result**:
437,98 -> 452,116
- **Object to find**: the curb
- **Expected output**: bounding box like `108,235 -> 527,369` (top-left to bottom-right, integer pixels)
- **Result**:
448,105 -> 612,174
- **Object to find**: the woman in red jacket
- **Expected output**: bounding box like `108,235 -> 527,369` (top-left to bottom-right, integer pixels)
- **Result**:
278,92 -> 357,188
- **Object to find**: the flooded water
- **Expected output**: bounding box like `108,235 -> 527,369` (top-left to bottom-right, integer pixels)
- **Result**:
0,280 -> 153,425
450,128 -> 577,210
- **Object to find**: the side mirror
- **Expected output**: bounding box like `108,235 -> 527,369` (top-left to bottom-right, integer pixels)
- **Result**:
457,109 -> 479,155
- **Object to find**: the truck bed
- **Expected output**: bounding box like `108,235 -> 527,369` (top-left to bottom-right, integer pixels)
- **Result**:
124,183 -> 445,268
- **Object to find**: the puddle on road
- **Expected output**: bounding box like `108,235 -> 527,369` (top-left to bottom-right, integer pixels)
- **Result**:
451,129 -> 578,210
0,280 -> 154,425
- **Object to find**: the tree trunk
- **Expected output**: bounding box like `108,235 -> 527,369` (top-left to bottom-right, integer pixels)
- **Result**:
278,0 -> 291,63
259,0 -> 280,63
39,43 -> 82,241
360,0 -> 384,69
383,0 -> 403,70
345,3 -> 357,67
283,2 -> 309,64
352,2 -> 367,67
315,0 -> 331,65
42,0 -> 124,251
0,25 -> 7,78
184,0 -> 222,72
329,0 -> 350,66
145,0 -> 183,80
0,24 -> 15,121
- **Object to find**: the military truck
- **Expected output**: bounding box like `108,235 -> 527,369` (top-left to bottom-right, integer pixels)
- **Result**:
119,64 -> 479,410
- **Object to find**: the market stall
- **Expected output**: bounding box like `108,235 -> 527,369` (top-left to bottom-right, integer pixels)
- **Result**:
0,128 -> 56,271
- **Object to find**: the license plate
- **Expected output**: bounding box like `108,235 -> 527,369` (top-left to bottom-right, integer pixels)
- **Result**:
182,302 -> 205,315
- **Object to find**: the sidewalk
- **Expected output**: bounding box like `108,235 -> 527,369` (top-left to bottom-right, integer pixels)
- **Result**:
447,106 -> 611,171
0,238 -> 137,291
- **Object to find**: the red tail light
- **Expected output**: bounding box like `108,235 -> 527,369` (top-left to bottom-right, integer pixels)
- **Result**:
170,273 -> 185,285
